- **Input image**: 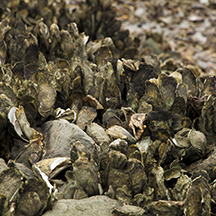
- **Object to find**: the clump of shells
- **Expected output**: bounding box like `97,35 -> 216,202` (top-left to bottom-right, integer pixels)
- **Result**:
0,0 -> 216,215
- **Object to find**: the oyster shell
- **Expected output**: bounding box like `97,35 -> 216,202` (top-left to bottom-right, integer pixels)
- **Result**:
173,128 -> 207,162
15,178 -> 50,216
102,108 -> 123,128
178,67 -> 199,97
72,155 -> 99,196
199,94 -> 216,139
112,203 -> 145,216
184,170 -> 211,216
70,141 -> 91,163
0,167 -> 23,202
83,94 -> 104,110
158,73 -> 178,110
86,123 -> 111,153
15,138 -> 44,168
147,200 -> 184,216
171,173 -> 191,201
76,106 -> 97,130
109,138 -> 128,155
129,113 -> 146,140
41,119 -> 95,159
8,106 -> 43,142
106,125 -> 136,142
54,107 -> 77,123
2,0 -> 216,215
34,157 -> 71,179
149,164 -> 170,200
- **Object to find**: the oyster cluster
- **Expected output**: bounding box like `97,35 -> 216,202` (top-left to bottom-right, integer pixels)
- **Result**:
0,0 -> 216,216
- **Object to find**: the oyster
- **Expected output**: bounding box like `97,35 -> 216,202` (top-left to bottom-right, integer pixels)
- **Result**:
15,178 -> 50,216
0,167 -> 23,202
147,200 -> 184,216
173,128 -> 207,162
72,155 -> 99,197
34,157 -> 71,179
171,173 -> 191,201
184,170 -> 211,216
199,94 -> 216,140
15,138 -> 44,168
1,0 -> 216,215
70,141 -> 91,163
158,73 -> 178,110
129,113 -> 146,140
83,94 -> 104,110
41,119 -> 95,158
86,122 -> 111,153
102,108 -> 123,128
106,125 -> 136,142
76,106 -> 97,130
8,106 -> 43,141
101,138 -> 149,204
54,107 -> 77,123
178,67 -> 199,97
112,204 -> 145,216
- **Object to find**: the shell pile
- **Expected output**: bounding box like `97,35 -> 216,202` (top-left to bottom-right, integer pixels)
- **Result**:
0,1 -> 216,216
